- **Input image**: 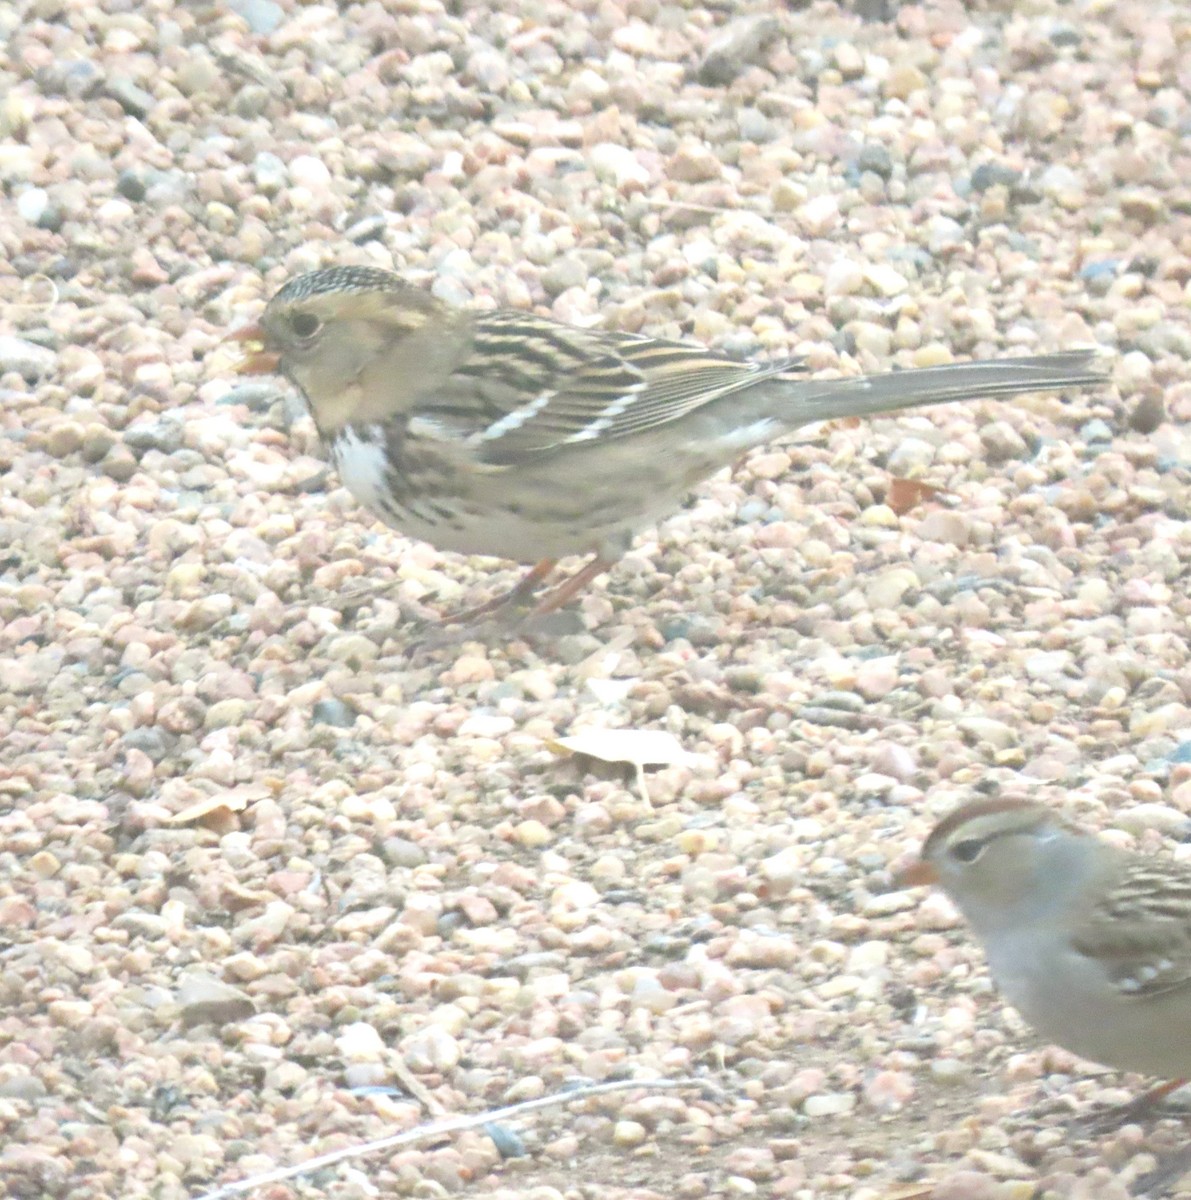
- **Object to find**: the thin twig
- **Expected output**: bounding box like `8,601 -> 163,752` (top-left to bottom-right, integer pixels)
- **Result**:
388,1055 -> 446,1117
638,197 -> 743,216
635,761 -> 651,805
192,1075 -> 723,1200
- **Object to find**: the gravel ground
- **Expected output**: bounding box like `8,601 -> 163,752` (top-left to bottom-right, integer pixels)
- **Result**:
2,0 -> 1191,1198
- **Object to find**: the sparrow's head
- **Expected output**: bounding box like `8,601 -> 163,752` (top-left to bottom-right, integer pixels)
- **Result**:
897,799 -> 1098,933
229,266 -> 457,430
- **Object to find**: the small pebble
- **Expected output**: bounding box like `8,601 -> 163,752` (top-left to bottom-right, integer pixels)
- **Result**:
177,973 -> 255,1028
0,336 -> 56,380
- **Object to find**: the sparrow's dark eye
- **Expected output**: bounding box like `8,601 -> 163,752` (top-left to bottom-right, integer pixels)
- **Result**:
289,311 -> 321,339
950,838 -> 985,864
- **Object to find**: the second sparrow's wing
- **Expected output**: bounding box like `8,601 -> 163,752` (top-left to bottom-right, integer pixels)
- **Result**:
1074,862 -> 1191,999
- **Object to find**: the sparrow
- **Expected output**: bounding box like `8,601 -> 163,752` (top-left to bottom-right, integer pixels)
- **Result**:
228,266 -> 1104,618
900,799 -> 1191,1192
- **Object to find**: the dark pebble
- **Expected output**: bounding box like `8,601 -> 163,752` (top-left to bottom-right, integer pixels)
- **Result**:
697,14 -> 781,86
346,214 -> 388,244
1079,418 -> 1114,445
216,382 -> 283,411
123,419 -> 184,455
970,162 -> 1022,192
106,77 -> 156,119
312,698 -> 356,727
484,1123 -> 527,1159
858,142 -> 893,179
37,58 -> 103,99
797,706 -> 875,730
436,911 -> 466,938
37,204 -> 64,232
724,666 -> 764,693
122,727 -> 175,762
232,84 -> 273,119
1129,392 -> 1166,435
500,951 -> 568,979
116,169 -> 147,202
1048,21 -> 1082,47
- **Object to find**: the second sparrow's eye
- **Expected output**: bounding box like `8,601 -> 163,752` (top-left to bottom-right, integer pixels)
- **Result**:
950,838 -> 985,864
289,311 -> 321,340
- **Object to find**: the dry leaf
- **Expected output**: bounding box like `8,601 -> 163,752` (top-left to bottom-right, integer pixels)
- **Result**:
549,729 -> 693,767
548,729 -> 693,803
169,788 -> 265,829
586,678 -> 635,706
572,628 -> 636,679
887,476 -> 947,515
220,881 -> 275,911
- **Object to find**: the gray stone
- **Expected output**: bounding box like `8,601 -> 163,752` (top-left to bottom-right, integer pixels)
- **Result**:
345,214 -> 387,244
698,14 -> 781,86
216,382 -> 283,412
252,152 -> 288,196
0,1073 -> 47,1101
122,726 -> 173,762
0,336 -> 56,380
979,420 -> 1028,463
232,84 -> 272,118
969,163 -> 1021,193
1129,392 -> 1165,434
144,169 -> 193,206
928,216 -> 966,256
858,142 -> 893,179
177,972 -> 255,1029
36,202 -> 63,232
382,837 -> 427,868
737,107 -> 773,143
541,256 -> 587,297
124,419 -> 184,455
886,436 -> 937,475
106,77 -> 155,119
1079,419 -> 1114,445
116,169 -> 147,202
312,698 -> 356,727
38,58 -> 103,99
174,55 -> 222,98
230,0 -> 284,34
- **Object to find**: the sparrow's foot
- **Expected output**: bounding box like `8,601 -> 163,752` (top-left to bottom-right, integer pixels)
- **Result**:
1079,1080 -> 1190,1137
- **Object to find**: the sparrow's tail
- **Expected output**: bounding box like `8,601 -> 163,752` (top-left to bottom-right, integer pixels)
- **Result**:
776,349 -> 1106,424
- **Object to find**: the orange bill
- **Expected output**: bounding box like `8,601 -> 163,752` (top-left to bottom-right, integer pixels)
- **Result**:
225,322 -> 281,375
893,858 -> 938,888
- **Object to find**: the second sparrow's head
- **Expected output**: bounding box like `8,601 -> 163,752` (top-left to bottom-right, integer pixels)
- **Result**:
898,799 -> 1106,934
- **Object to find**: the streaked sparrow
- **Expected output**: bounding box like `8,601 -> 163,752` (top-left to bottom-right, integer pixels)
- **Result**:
229,267 -> 1104,617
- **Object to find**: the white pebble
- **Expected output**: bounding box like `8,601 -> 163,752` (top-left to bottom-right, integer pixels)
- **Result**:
289,154 -> 332,190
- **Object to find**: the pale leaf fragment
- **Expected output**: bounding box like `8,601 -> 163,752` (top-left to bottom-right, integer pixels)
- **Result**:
548,729 -> 693,803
